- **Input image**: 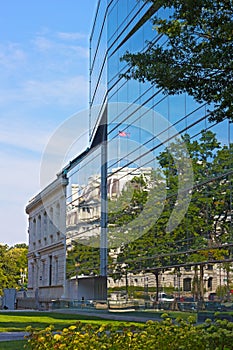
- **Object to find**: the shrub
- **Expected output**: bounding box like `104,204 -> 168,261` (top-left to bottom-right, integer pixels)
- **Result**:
24,316 -> 233,350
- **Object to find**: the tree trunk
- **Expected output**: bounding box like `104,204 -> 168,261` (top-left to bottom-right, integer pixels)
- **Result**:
193,266 -> 199,301
125,269 -> 128,301
199,264 -> 204,301
155,271 -> 159,301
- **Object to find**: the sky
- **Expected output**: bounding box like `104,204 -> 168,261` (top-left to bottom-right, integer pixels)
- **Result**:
0,0 -> 98,246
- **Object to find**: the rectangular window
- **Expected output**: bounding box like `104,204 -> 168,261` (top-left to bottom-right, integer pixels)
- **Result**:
49,256 -> 52,286
55,258 -> 58,285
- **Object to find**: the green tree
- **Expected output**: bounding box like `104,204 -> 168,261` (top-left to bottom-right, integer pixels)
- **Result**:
66,243 -> 101,279
164,131 -> 231,300
0,244 -> 28,294
109,173 -> 175,300
122,0 -> 233,122
112,131 -> 233,301
108,174 -> 150,247
66,240 -> 114,279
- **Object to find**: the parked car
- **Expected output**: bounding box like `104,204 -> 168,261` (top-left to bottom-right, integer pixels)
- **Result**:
178,301 -> 197,312
150,292 -> 175,304
158,292 -> 174,302
204,301 -> 223,311
208,292 -> 218,301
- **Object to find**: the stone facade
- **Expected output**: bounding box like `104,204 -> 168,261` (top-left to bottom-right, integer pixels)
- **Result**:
26,174 -> 68,304
108,264 -> 229,299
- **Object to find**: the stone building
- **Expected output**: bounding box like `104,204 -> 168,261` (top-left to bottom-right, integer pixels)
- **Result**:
26,174 -> 68,305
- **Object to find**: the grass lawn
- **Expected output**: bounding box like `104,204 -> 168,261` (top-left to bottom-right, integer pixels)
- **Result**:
0,310 -> 209,349
0,310 -> 199,333
121,310 -> 197,321
0,311 -> 142,349
0,311 -> 141,332
0,340 -> 26,350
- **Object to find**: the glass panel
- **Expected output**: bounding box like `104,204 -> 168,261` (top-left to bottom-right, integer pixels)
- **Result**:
66,146 -> 102,279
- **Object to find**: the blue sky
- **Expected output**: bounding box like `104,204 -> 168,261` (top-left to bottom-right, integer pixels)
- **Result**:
0,0 -> 97,246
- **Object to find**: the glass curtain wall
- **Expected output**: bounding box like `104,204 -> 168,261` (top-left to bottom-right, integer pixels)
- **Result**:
89,0 -> 108,141
86,0 -> 233,303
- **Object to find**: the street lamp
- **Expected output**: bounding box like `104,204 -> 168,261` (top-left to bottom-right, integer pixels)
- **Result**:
20,268 -> 27,286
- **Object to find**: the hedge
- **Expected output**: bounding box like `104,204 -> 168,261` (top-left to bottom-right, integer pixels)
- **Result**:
24,314 -> 233,349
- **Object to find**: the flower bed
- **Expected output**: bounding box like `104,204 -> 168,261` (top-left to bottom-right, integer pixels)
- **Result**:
25,314 -> 233,349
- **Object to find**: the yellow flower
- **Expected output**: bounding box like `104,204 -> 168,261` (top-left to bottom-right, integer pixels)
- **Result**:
54,334 -> 62,341
69,325 -> 77,331
38,336 -> 45,342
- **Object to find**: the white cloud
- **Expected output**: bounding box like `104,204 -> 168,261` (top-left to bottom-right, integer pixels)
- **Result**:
22,75 -> 89,106
32,36 -> 54,51
0,75 -> 88,109
0,43 -> 27,70
0,105 -> 89,160
0,29 -> 89,112
32,32 -> 88,58
57,32 -> 87,41
0,121 -> 51,154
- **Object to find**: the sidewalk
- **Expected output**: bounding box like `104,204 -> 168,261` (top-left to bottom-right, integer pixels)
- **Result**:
0,331 -> 28,342
54,308 -> 163,323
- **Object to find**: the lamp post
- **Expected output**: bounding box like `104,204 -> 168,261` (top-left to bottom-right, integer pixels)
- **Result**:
20,268 -> 27,286
177,268 -> 181,300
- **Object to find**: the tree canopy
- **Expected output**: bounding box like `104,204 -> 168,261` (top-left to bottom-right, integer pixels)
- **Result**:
111,130 -> 233,299
66,243 -> 101,278
121,0 -> 233,122
0,244 -> 28,295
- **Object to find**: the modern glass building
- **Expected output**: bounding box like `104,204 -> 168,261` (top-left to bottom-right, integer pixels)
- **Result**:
65,0 -> 233,302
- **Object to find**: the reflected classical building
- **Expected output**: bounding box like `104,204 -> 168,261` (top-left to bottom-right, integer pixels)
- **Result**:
66,167 -> 152,245
66,176 -> 101,245
107,265 -> 228,299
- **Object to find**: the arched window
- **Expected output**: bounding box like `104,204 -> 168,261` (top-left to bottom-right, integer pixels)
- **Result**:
55,203 -> 60,230
49,208 -> 54,234
32,218 -> 36,238
37,215 -> 41,239
54,257 -> 59,285
43,212 -> 47,237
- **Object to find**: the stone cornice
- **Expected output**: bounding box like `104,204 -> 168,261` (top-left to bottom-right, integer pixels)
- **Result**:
26,175 -> 68,214
27,240 -> 66,257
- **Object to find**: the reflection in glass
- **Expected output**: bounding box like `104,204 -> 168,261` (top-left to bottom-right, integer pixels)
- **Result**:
66,147 -> 102,279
